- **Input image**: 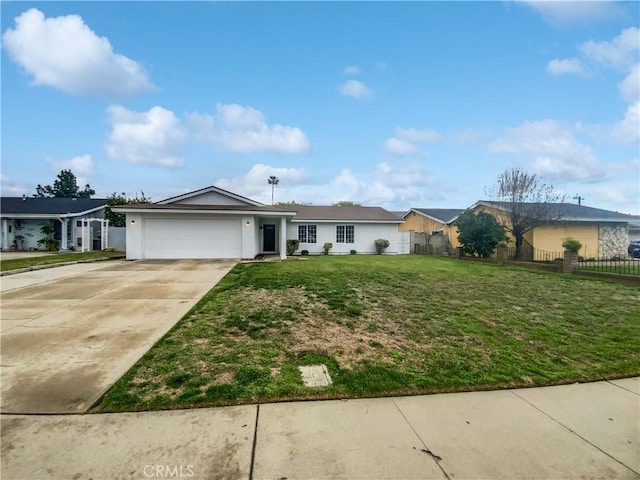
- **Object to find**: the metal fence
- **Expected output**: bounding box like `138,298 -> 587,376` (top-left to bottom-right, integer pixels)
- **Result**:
505,244 -> 563,263
577,257 -> 640,276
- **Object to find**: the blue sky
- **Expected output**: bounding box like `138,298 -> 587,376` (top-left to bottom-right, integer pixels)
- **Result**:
2,1 -> 639,213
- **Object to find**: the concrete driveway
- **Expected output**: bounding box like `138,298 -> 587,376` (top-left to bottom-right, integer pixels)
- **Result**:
0,259 -> 236,414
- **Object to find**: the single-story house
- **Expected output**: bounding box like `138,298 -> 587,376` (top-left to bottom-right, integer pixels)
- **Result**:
401,202 -> 635,259
0,196 -> 115,252
472,201 -> 634,259
399,208 -> 465,253
113,185 -> 405,260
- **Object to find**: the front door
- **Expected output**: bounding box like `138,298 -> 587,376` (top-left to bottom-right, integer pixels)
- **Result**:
263,224 -> 276,252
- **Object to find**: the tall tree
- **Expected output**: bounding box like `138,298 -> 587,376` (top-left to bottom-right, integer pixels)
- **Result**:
268,175 -> 279,205
104,192 -> 151,227
332,200 -> 362,207
485,168 -> 565,259
34,169 -> 95,198
455,209 -> 506,258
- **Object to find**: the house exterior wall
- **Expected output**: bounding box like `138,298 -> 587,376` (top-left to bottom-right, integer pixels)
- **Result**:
530,223 -> 598,257
598,223 -> 628,258
14,219 -> 51,250
174,192 -> 251,206
400,212 -> 461,248
287,222 -> 400,254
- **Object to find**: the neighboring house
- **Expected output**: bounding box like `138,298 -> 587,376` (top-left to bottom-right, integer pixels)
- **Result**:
113,185 -> 405,260
0,196 -> 110,252
399,208 -> 465,253
472,201 -> 635,259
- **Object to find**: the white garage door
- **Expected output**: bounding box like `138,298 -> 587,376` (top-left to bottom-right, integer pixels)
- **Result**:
142,217 -> 242,259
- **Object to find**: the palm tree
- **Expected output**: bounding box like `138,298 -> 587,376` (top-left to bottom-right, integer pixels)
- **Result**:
268,176 -> 279,205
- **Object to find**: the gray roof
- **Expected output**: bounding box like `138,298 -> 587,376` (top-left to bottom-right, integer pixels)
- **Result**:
114,203 -> 295,213
408,208 -> 465,224
477,201 -> 636,222
0,197 -> 106,216
278,205 -> 403,222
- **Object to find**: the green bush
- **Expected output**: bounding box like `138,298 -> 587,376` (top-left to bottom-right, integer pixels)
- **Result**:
562,237 -> 582,254
350,249 -> 357,255
374,239 -> 390,254
286,239 -> 300,255
323,242 -> 333,255
455,209 -> 506,258
301,249 -> 309,256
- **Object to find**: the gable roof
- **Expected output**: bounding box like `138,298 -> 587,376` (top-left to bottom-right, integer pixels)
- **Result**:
113,203 -> 296,216
0,197 -> 106,217
157,185 -> 263,206
475,201 -> 635,223
281,205 -> 403,223
406,208 -> 465,224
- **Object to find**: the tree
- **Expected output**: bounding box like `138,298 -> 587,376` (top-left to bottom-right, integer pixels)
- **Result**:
456,209 -> 507,258
275,201 -> 311,206
333,201 -> 362,207
104,192 -> 151,227
485,168 -> 565,259
34,170 -> 95,198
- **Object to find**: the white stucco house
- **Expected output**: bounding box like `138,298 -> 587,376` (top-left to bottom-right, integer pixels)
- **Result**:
113,185 -> 405,260
0,196 -> 113,252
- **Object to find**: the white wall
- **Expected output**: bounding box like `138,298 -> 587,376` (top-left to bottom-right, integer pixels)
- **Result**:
287,222 -> 400,254
125,213 -> 143,259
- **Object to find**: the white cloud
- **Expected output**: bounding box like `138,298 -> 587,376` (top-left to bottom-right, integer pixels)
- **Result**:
619,64 -> 640,104
518,0 -> 624,26
46,154 -> 94,176
105,105 -> 187,168
546,58 -> 589,76
343,65 -> 360,76
2,8 -> 153,98
489,120 -> 606,182
384,138 -> 425,156
215,164 -> 309,203
0,174 -> 28,196
187,103 -> 310,154
339,79 -> 373,100
395,127 -> 442,143
384,127 -> 443,156
611,102 -> 640,144
579,27 -> 640,71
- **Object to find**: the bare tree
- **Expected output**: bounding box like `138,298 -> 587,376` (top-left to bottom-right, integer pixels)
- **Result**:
268,176 -> 279,205
485,168 -> 565,259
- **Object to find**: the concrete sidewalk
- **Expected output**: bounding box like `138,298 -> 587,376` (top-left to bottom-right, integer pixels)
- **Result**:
2,378 -> 638,480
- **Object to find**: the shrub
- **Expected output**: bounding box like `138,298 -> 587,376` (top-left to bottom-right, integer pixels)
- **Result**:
455,209 -> 506,258
301,249 -> 309,256
350,249 -> 357,255
286,239 -> 300,256
374,239 -> 390,254
562,237 -> 582,254
323,242 -> 333,255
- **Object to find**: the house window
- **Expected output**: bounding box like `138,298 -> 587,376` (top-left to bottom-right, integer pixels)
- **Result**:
336,225 -> 355,243
76,220 -> 83,227
298,225 -> 317,243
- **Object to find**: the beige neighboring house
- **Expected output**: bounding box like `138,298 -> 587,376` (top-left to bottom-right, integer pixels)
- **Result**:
472,201 -> 634,259
399,208 -> 465,253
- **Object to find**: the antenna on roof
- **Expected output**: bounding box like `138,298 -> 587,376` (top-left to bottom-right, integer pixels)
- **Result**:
573,195 -> 584,206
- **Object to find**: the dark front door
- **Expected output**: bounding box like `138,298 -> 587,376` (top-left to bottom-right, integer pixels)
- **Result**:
263,224 -> 276,252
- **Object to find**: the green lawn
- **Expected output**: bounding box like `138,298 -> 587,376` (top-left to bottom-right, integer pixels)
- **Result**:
0,251 -> 124,272
97,255 -> 640,412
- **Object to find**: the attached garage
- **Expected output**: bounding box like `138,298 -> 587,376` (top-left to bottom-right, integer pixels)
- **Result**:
142,216 -> 242,259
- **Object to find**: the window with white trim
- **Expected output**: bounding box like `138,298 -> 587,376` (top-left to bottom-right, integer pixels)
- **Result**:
336,225 -> 355,243
298,225 -> 317,243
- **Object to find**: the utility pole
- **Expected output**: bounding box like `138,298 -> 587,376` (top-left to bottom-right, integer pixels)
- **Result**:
573,195 -> 584,206
268,176 -> 279,205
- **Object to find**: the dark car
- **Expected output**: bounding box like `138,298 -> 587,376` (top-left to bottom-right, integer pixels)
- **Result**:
629,240 -> 640,258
